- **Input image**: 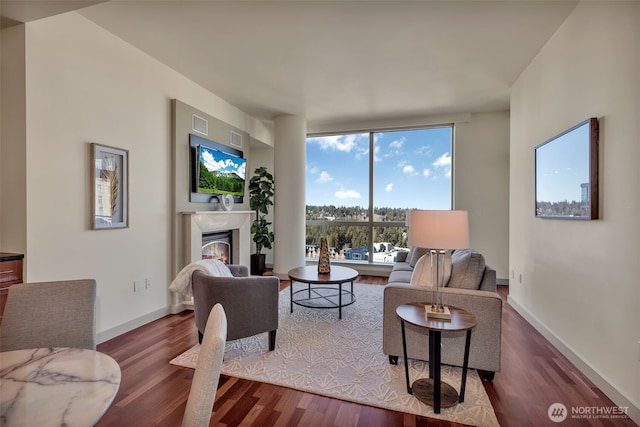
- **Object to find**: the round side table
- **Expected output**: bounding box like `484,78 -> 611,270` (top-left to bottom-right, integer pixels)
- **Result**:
396,303 -> 477,414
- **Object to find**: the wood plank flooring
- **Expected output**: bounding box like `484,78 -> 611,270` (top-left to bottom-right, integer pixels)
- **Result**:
96,277 -> 637,426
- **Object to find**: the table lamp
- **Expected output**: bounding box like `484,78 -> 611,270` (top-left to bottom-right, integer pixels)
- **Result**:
408,210 -> 469,319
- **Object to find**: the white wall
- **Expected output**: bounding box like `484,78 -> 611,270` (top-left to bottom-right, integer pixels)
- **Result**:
509,2 -> 639,421
455,112 -> 510,280
16,12 -> 273,341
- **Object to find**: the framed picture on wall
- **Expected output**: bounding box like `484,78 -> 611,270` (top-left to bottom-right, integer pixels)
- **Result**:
91,143 -> 129,229
534,118 -> 599,220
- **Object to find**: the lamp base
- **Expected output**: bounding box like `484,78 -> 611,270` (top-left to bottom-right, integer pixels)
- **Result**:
425,305 -> 452,320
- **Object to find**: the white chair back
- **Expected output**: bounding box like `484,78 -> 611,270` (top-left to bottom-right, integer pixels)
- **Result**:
182,303 -> 227,427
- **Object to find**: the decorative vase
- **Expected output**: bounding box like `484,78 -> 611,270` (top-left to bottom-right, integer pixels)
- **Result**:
317,237 -> 331,274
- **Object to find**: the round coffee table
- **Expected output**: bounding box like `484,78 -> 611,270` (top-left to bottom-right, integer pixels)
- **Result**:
396,303 -> 477,414
288,266 -> 358,319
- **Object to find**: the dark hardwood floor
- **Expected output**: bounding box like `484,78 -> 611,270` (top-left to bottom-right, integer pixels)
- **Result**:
96,277 -> 637,427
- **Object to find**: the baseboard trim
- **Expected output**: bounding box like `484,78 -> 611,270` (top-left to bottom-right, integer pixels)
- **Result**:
97,307 -> 169,344
507,295 -> 639,424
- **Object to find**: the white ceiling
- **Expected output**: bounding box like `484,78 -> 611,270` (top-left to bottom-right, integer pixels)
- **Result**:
3,1 -> 579,128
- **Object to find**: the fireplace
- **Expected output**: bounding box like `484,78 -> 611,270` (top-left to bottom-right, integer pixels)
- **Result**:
181,210 -> 252,267
202,231 -> 232,264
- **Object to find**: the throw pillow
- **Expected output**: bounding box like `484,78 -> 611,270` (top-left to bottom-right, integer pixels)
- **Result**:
447,249 -> 485,290
410,252 -> 452,287
409,254 -> 432,287
408,246 -> 431,267
396,250 -> 410,263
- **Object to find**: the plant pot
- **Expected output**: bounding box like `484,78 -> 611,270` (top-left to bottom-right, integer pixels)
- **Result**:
251,253 -> 266,276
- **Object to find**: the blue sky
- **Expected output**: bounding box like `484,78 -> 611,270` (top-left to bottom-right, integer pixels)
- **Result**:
306,127 -> 452,209
536,121 -> 590,203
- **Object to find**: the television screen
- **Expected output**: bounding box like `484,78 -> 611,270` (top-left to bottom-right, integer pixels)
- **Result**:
197,145 -> 246,197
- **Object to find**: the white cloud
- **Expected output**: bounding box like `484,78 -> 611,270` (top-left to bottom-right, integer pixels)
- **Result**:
433,152 -> 452,178
237,162 -> 246,179
385,183 -> 393,192
335,188 -> 361,199
308,165 -> 319,174
389,138 -> 404,149
403,165 -> 417,175
423,169 -> 431,178
308,134 -> 364,153
316,171 -> 333,183
433,152 -> 451,168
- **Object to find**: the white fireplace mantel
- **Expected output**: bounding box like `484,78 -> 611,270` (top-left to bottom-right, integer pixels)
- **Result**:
182,211 -> 253,267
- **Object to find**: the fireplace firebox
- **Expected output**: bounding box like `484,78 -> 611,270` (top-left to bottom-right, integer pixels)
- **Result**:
202,231 -> 232,264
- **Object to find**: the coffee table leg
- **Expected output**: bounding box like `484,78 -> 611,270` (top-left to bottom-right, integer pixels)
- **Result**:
338,282 -> 342,319
401,319 -> 412,394
290,279 -> 293,313
459,329 -> 472,403
432,330 -> 442,414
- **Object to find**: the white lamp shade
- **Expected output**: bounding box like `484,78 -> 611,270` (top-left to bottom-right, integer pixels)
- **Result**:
408,210 -> 470,250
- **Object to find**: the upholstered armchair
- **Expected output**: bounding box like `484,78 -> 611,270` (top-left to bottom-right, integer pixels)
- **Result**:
192,266 -> 279,351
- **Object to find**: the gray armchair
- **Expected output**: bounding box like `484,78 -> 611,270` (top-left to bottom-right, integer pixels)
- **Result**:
192,266 -> 279,351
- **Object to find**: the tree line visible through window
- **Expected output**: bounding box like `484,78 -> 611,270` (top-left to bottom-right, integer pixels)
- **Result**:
306,126 -> 453,264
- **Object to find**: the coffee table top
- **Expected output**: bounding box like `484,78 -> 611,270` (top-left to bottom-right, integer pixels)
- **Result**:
288,265 -> 358,284
396,303 -> 477,332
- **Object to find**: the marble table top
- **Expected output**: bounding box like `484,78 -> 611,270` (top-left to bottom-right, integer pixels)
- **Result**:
1,347 -> 121,427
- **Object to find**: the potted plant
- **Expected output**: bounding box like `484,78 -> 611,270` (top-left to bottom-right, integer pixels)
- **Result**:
248,166 -> 275,275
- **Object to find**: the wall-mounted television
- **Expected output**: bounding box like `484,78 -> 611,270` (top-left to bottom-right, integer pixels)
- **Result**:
190,134 -> 246,203
535,118 -> 599,220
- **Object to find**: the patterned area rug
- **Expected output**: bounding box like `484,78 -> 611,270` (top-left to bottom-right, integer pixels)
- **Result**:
170,282 -> 499,427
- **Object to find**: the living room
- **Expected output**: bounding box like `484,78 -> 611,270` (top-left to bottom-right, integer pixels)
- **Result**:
1,1 -> 638,425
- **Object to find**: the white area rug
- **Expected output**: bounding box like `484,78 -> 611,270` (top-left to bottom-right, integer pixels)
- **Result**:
171,283 -> 499,426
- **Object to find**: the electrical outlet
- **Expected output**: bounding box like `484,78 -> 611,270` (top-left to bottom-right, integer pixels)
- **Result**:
145,278 -> 151,289
519,274 -> 523,284
134,280 -> 141,292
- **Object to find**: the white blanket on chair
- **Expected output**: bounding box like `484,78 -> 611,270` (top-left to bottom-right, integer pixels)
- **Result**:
169,259 -> 233,298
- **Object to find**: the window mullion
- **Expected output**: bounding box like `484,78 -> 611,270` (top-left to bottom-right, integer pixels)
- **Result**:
368,132 -> 375,264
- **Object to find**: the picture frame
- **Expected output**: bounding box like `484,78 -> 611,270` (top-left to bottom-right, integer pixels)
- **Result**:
91,143 -> 129,229
534,118 -> 599,220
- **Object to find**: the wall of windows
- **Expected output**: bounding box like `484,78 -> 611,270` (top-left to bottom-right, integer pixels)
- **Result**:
306,126 -> 453,264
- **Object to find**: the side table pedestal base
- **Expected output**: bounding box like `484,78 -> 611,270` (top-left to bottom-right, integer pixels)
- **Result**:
412,379 -> 459,409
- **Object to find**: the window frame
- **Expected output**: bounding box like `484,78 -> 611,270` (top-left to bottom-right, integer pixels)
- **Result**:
306,124 -> 454,265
